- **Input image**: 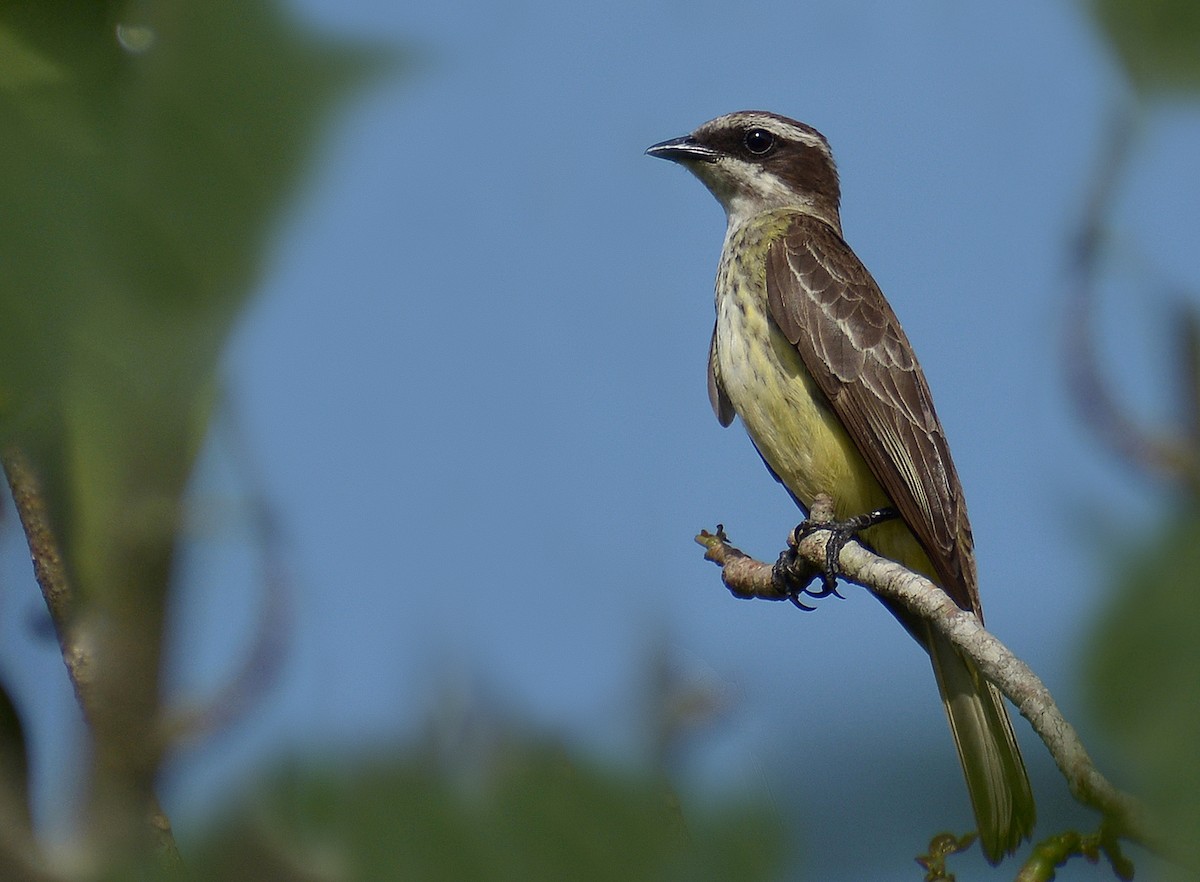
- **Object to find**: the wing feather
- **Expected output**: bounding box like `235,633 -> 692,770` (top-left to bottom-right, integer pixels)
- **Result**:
708,323 -> 735,427
765,214 -> 978,612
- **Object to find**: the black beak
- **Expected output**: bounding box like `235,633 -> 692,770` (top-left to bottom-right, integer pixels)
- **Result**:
645,135 -> 719,163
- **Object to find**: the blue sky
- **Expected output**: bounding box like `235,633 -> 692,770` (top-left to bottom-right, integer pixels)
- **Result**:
5,1 -> 1198,879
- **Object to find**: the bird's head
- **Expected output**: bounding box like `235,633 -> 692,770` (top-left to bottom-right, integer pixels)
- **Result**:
646,111 -> 842,233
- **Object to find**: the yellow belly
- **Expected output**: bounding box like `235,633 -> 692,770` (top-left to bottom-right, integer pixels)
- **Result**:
716,282 -> 885,514
714,220 -> 934,579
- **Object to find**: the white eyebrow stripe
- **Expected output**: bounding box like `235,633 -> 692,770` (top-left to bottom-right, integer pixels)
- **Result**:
713,112 -> 835,162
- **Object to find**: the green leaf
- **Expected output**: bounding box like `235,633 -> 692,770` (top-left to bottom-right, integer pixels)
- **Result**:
1087,0 -> 1200,98
0,5 -> 388,843
1084,512 -> 1200,876
0,0 -> 383,602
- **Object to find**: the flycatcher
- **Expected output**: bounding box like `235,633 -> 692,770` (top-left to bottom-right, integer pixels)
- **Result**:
647,111 -> 1035,862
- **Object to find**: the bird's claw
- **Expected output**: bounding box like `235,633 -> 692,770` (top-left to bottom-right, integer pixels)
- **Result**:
777,507 -> 899,609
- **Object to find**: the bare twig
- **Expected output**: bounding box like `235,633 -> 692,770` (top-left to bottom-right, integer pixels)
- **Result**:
158,526 -> 288,748
1,446 -> 183,870
1,447 -> 92,707
696,495 -> 1155,852
1064,104 -> 1200,489
158,558 -> 287,748
1013,829 -> 1133,882
158,401 -> 291,748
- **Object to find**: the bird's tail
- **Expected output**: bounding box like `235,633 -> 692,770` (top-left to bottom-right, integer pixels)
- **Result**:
927,626 -> 1036,864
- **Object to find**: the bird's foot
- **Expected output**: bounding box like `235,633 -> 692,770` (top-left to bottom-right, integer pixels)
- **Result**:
774,506 -> 899,610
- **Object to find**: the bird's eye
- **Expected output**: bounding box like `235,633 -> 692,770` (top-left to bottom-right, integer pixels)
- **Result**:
743,128 -> 775,155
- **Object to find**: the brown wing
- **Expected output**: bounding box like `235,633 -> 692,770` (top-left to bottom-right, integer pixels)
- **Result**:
764,213 -> 979,614
708,322 -> 736,427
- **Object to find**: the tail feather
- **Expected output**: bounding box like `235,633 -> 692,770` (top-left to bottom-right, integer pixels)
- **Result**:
927,627 -> 1036,863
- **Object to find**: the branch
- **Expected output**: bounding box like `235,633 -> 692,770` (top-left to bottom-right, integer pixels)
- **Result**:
1,447 -> 93,714
158,400 -> 291,748
696,495 -> 1154,852
1,446 -> 183,870
1064,104 -> 1200,489
158,518 -> 288,749
1013,830 -> 1134,882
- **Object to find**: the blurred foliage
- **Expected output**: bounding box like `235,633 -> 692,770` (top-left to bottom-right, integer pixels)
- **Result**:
0,0 -> 387,867
0,0 -> 381,603
1087,0 -> 1200,97
183,736 -> 788,882
1077,0 -> 1200,877
0,8 -> 788,878
1084,513 -> 1200,879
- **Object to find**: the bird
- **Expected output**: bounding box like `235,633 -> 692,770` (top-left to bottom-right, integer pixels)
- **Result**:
646,111 -> 1035,863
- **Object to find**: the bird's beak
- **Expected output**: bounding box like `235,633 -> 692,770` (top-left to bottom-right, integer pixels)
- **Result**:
645,135 -> 719,163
